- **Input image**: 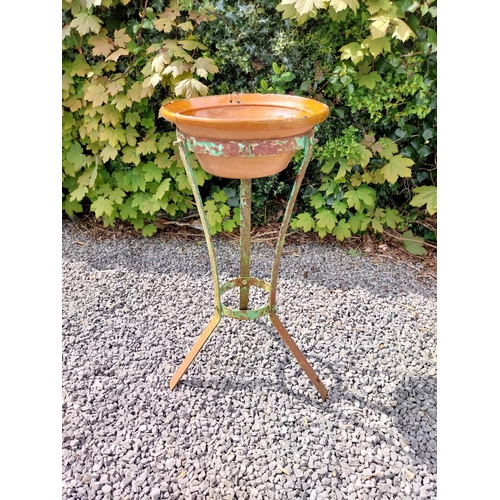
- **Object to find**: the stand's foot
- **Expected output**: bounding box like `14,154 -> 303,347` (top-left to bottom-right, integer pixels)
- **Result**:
169,312 -> 221,390
269,312 -> 328,402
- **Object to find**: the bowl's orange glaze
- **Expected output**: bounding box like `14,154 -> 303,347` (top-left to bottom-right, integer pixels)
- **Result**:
160,93 -> 329,140
159,94 -> 330,178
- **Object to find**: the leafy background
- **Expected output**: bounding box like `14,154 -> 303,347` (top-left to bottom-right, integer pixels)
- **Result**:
62,0 -> 437,254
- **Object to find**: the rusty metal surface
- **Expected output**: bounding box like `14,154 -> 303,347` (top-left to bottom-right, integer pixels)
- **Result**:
169,313 -> 221,391
239,179 -> 252,310
176,135 -> 221,313
270,313 -> 328,402
177,130 -> 313,158
170,129 -> 328,401
270,134 -> 314,307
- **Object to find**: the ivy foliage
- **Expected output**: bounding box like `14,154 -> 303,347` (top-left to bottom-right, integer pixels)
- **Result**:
62,0 -> 437,254
62,0 -> 239,236
198,0 -> 436,253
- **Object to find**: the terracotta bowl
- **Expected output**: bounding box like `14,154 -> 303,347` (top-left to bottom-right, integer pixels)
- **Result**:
160,93 -> 329,179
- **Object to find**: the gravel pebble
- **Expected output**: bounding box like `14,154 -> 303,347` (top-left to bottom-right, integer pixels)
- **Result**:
62,221 -> 437,499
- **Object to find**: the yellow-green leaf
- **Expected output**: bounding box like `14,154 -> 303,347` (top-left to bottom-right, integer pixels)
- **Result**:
100,126 -> 126,147
410,186 -> 437,215
136,139 -> 158,156
122,146 -> 141,165
332,219 -> 352,241
330,0 -> 360,13
369,15 -> 391,39
192,57 -> 219,78
340,42 -> 366,64
380,155 -> 413,183
70,12 -> 103,35
392,19 -> 415,42
362,36 -> 391,57
291,212 -> 316,232
315,209 -> 337,231
91,196 -> 114,217
111,93 -> 132,111
155,178 -> 171,199
100,144 -> 119,162
174,78 -> 209,99
84,84 -> 109,107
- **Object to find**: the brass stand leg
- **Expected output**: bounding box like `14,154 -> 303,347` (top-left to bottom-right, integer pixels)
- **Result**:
239,179 -> 252,310
270,313 -> 328,402
169,313 -> 221,390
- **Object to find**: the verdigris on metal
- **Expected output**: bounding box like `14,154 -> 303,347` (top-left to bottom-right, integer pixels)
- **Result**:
170,130 -> 328,402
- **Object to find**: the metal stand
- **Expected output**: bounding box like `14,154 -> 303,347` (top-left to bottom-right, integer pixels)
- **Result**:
170,130 -> 328,402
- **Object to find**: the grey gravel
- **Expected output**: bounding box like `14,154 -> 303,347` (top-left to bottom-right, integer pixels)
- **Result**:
62,220 -> 437,499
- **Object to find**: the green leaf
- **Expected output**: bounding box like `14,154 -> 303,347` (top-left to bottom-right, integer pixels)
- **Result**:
362,36 -> 391,57
428,28 -> 437,45
138,197 -> 162,215
108,188 -> 126,204
309,193 -> 326,209
381,207 -> 402,228
332,219 -> 351,241
91,196 -> 114,218
291,212 -> 316,232
120,201 -> 138,220
65,142 -> 92,172
222,219 -> 237,232
348,212 -> 371,233
380,155 -> 414,183
315,209 -> 337,231
141,162 -> 163,183
344,185 -> 376,211
355,71 -> 382,90
123,169 -> 146,192
212,190 -> 228,203
62,197 -> 83,217
142,224 -> 157,237
155,178 -> 171,200
410,186 -> 437,215
332,200 -> 348,214
402,230 -> 427,255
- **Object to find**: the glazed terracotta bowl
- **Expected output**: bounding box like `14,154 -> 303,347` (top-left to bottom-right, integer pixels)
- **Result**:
160,93 -> 329,179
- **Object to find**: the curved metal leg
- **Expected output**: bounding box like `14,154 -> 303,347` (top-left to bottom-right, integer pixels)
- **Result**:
267,135 -> 328,401
169,136 -> 222,389
169,313 -> 221,390
270,312 -> 328,402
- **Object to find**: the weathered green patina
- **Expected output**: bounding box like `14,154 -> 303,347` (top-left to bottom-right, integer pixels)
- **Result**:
170,130 -> 328,402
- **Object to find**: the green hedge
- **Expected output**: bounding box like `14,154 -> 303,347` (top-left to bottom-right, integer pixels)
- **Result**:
62,0 -> 436,252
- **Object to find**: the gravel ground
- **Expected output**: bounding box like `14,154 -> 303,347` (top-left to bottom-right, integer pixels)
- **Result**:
62,220 -> 437,500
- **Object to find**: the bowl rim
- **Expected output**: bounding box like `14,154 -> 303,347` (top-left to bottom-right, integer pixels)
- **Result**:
159,93 -> 330,129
